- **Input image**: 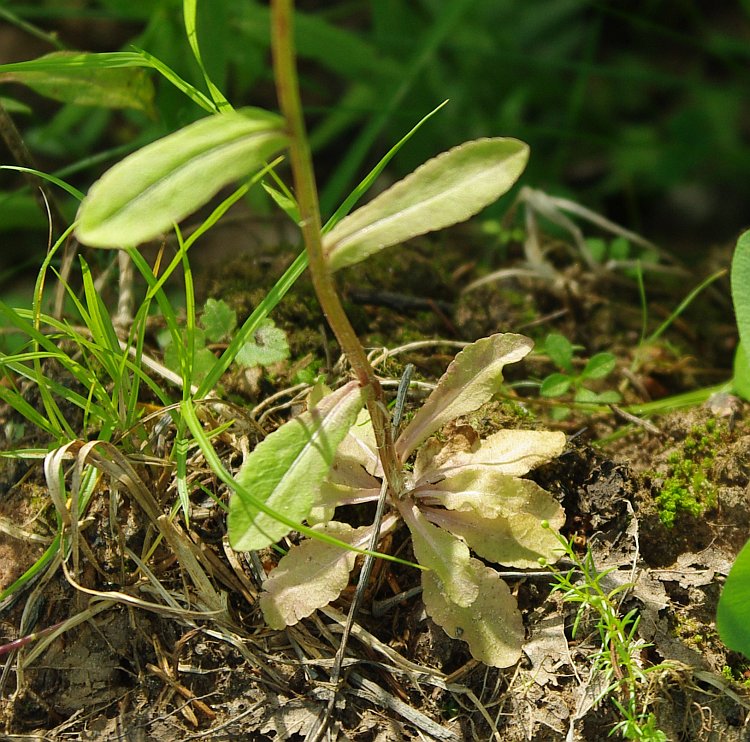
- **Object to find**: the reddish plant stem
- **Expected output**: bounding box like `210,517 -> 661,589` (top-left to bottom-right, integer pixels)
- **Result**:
270,0 -> 403,495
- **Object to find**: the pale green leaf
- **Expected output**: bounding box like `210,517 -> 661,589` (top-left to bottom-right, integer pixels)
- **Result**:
396,334 -> 534,461
260,522 -> 370,629
424,501 -> 565,568
235,319 -> 290,368
731,230 -> 750,371
414,470 -> 563,522
422,558 -> 524,668
416,429 -> 566,482
400,501 -> 478,607
333,407 -> 381,477
228,381 -> 365,551
322,138 -> 529,272
76,108 -> 288,248
0,51 -> 155,113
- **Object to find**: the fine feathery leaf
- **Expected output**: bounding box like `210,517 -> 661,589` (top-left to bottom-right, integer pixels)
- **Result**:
228,381 -> 365,551
322,138 -> 529,272
396,333 -> 533,462
399,500 -> 478,607
422,557 -> 524,668
260,521 -> 380,629
76,108 -> 288,248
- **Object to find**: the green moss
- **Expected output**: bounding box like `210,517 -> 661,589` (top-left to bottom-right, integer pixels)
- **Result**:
654,419 -> 721,528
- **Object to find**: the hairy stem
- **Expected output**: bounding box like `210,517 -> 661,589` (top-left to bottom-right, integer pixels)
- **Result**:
270,0 -> 403,493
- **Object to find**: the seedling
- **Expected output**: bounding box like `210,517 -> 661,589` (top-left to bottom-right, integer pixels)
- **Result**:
539,332 -> 621,419
159,298 -> 290,381
547,529 -> 668,741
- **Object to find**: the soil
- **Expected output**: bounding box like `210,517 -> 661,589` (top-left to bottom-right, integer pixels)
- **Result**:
0,214 -> 748,741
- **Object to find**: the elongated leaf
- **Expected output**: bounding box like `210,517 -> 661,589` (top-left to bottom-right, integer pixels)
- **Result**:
400,501 -> 478,607
228,381 -> 365,551
396,334 -> 533,461
717,537 -> 750,659
76,108 -> 288,248
414,470 -> 563,521
415,429 -> 566,483
260,522 -> 371,629
422,558 -> 524,668
0,51 -> 154,113
322,138 -> 528,272
732,231 -> 750,370
424,503 -> 564,569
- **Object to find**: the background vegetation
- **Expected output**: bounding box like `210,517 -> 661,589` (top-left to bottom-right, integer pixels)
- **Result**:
1,0 -> 749,288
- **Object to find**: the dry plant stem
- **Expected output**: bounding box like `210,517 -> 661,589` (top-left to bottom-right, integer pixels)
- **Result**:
270,0 -> 403,494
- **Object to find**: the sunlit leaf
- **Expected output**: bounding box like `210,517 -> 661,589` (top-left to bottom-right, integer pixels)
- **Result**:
396,334 -> 534,461
0,51 -> 155,113
76,108 -> 288,248
228,381 -> 365,551
260,521 -> 371,629
323,138 -> 528,272
413,469 -> 563,521
333,407 -> 381,477
422,558 -> 524,668
400,500 -> 478,607
415,429 -> 566,482
235,319 -> 290,368
424,502 -> 564,569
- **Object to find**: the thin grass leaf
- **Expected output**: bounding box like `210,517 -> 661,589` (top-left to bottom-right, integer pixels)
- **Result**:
132,47 -> 216,112
324,99 -> 449,230
0,166 -> 85,201
183,0 -> 231,112
0,534 -> 60,602
196,250 -> 309,397
323,138 -> 528,272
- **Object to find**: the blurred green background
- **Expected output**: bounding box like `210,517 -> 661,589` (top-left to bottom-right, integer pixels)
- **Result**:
1,0 -> 749,282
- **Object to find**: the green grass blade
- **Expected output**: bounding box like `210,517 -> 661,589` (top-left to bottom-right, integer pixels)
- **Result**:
0,166 -> 85,201
324,99 -> 449,231
183,0 -> 232,112
132,47 -> 217,113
